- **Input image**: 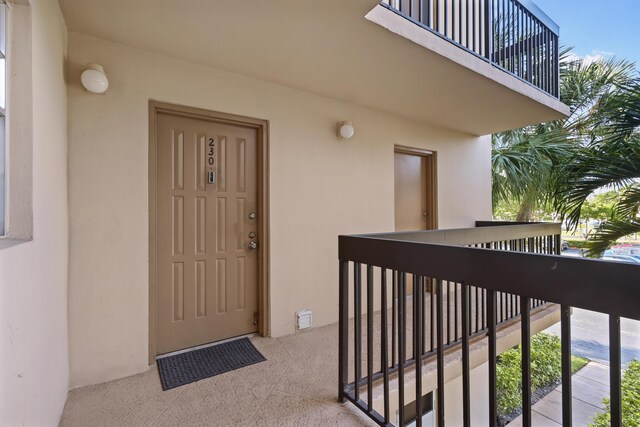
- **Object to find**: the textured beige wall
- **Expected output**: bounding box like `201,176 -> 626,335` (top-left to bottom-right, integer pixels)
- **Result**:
0,0 -> 69,425
67,32 -> 491,387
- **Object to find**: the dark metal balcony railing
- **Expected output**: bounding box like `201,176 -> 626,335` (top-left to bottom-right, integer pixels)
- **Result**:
338,222 -> 640,427
380,0 -> 560,98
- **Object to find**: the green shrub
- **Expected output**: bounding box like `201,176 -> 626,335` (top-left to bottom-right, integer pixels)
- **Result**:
530,333 -> 563,388
496,347 -> 522,415
590,359 -> 640,427
497,349 -> 522,415
496,332 -> 588,417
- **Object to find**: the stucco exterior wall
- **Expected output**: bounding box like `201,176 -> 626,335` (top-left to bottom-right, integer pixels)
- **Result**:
0,0 -> 69,425
67,32 -> 492,387
444,362 -> 490,426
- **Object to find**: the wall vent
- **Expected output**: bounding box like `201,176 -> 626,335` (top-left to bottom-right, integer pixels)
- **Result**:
297,310 -> 312,330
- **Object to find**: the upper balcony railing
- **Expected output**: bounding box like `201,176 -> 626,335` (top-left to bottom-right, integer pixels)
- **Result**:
338,222 -> 640,427
380,0 -> 560,98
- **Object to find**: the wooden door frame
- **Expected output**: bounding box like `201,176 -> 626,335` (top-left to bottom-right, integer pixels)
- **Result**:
394,145 -> 438,230
148,100 -> 270,363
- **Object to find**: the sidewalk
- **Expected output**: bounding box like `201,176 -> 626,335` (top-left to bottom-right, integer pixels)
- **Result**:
507,362 -> 608,426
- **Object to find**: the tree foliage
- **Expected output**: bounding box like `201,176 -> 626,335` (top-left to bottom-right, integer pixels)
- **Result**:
581,191 -> 619,222
492,51 -> 636,221
555,71 -> 640,255
493,50 -> 640,251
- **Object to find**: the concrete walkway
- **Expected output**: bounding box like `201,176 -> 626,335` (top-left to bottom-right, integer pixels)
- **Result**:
507,362 -> 608,427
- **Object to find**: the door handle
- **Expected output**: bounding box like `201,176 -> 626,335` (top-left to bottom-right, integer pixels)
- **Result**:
249,241 -> 258,250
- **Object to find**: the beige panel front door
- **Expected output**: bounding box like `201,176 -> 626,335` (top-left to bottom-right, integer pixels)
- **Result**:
395,151 -> 429,231
156,112 -> 259,354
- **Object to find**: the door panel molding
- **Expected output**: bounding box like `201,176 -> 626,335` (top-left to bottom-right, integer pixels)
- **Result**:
394,145 -> 438,230
149,101 -> 270,363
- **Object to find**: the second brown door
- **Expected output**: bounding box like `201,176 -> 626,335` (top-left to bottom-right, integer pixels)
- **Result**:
394,149 -> 436,231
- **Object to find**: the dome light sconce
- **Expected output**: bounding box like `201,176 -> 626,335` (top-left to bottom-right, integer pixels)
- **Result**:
80,63 -> 109,94
337,121 -> 355,139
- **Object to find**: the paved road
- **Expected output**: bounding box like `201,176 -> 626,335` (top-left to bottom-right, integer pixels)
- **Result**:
545,308 -> 640,366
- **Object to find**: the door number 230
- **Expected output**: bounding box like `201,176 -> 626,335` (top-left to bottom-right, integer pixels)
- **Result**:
208,138 -> 215,165
207,138 -> 216,184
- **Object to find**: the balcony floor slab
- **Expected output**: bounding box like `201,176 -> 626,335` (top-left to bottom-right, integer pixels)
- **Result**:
59,299 -> 561,426
60,325 -> 377,427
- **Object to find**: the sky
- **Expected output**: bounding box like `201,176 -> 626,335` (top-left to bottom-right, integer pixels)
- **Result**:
534,0 -> 640,67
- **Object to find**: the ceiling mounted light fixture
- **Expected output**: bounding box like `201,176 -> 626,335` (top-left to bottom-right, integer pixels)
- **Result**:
81,63 -> 109,94
337,121 -> 355,139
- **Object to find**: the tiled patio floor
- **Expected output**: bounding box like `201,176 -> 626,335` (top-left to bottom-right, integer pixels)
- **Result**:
507,362 -> 608,427
60,324 -> 376,427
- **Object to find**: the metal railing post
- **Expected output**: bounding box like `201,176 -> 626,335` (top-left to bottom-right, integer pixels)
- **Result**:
485,0 -> 493,61
338,260 -> 349,403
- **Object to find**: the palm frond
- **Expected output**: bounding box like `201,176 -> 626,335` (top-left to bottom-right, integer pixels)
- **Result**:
614,184 -> 640,218
556,141 -> 640,227
585,219 -> 640,257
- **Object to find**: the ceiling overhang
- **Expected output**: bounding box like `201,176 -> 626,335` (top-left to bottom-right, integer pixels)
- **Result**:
58,0 -> 569,136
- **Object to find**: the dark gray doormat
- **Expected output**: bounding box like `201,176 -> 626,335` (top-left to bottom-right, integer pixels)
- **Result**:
156,337 -> 266,390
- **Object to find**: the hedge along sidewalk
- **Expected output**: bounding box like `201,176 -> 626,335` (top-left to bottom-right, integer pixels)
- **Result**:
497,333 -> 589,426
591,359 -> 640,427
506,361 -> 609,427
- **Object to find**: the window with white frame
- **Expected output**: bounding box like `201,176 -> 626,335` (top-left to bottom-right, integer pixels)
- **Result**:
0,1 -> 6,236
0,0 -> 33,244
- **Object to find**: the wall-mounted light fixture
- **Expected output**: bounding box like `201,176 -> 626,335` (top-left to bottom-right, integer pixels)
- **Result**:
80,63 -> 109,94
337,121 -> 355,139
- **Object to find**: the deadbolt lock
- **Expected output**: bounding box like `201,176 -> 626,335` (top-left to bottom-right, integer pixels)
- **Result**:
249,232 -> 256,238
248,212 -> 256,220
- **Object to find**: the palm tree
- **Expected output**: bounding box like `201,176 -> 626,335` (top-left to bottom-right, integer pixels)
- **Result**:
554,78 -> 640,255
492,127 -> 570,221
493,52 -> 638,233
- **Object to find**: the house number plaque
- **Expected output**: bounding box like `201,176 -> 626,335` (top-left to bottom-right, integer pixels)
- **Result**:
207,137 -> 216,184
